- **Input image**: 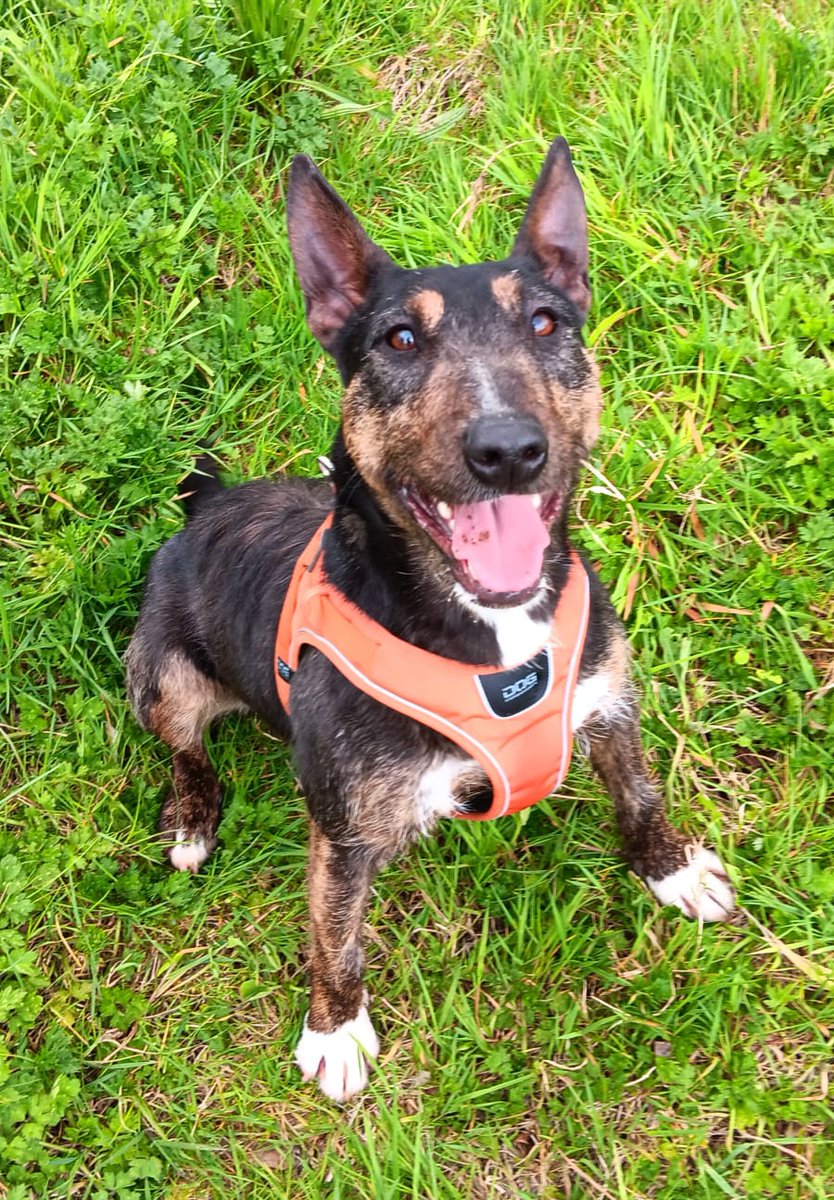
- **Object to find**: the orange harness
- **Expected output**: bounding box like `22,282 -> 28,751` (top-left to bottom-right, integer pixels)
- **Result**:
274,515 -> 590,820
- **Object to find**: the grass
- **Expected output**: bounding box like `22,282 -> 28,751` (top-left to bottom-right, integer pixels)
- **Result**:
1,0 -> 832,1195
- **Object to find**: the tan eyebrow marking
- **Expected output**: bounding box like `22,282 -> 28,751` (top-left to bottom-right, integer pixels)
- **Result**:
406,289 -> 445,332
490,273 -> 521,313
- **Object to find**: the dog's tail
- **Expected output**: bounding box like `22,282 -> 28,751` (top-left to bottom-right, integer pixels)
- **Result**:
180,453 -> 225,521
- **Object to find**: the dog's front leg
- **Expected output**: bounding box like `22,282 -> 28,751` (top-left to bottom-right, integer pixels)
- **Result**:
585,702 -> 736,922
294,817 -> 386,1102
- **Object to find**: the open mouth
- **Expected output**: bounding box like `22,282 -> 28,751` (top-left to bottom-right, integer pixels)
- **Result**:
403,486 -> 561,605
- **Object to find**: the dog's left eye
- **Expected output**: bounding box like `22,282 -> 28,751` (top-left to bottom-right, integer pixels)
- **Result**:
387,326 -> 417,351
530,309 -> 557,337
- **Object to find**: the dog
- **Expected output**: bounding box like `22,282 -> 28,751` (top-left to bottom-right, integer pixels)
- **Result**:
126,138 -> 736,1102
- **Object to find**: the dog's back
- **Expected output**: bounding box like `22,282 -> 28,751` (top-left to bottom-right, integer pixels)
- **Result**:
127,473 -> 331,734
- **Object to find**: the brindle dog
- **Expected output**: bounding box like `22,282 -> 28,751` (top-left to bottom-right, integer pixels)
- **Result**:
126,139 -> 735,1101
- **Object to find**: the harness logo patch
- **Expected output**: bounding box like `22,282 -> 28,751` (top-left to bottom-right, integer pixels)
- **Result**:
476,648 -> 552,719
501,672 -> 539,703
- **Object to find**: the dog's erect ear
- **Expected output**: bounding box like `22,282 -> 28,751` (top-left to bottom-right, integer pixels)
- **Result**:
287,156 -> 393,349
512,138 -> 591,320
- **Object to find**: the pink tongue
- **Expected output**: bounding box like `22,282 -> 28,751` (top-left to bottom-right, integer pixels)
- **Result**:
451,495 -> 549,594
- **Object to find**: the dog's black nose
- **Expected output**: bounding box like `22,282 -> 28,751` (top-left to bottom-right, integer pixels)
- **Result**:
463,415 -> 548,489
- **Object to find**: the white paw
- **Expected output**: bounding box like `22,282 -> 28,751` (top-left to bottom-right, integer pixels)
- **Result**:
295,1005 -> 379,1102
647,847 -> 735,923
168,831 -> 209,874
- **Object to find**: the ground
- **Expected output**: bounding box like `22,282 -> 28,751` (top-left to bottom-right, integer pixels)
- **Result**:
0,1 -> 832,1197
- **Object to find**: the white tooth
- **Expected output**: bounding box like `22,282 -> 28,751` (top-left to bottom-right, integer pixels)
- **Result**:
531,494 -> 542,509
437,501 -> 452,521
449,518 -> 455,531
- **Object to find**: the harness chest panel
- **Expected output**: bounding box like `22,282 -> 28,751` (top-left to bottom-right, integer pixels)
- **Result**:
274,515 -> 590,820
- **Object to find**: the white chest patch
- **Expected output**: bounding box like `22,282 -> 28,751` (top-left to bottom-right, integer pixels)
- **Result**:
454,586 -> 551,667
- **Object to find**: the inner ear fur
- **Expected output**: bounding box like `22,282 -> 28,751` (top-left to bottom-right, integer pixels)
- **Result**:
287,156 -> 393,349
512,137 -> 591,320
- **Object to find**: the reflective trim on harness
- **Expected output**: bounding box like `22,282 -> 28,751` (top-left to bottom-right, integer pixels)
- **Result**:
274,514 -> 590,820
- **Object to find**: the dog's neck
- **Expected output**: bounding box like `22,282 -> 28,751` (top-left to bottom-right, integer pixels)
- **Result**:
322,432 -> 571,667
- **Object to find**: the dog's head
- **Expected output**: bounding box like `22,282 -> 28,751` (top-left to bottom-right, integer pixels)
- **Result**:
287,138 -> 602,607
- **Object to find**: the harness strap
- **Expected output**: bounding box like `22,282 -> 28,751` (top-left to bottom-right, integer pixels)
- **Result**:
274,514 -> 590,820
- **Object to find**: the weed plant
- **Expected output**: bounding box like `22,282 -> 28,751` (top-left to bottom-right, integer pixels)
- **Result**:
0,0 -> 832,1196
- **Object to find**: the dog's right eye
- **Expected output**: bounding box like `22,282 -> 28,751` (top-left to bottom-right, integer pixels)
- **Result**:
530,309 -> 557,337
386,326 -> 417,351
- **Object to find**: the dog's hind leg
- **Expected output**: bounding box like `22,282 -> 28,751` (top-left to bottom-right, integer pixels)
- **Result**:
127,640 -> 246,873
